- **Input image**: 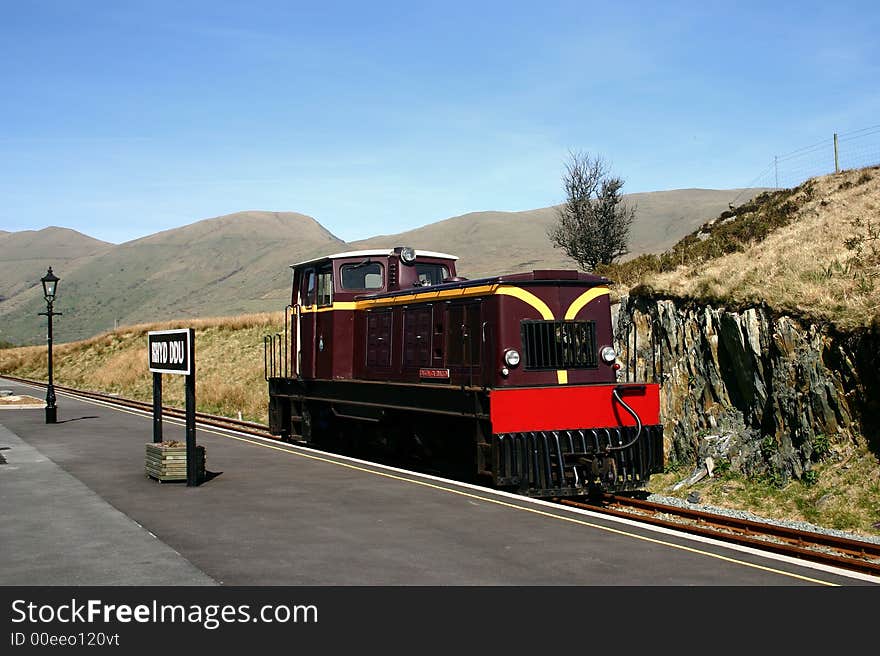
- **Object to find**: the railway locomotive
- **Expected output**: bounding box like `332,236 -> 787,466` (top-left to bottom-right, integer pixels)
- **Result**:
265,246 -> 663,497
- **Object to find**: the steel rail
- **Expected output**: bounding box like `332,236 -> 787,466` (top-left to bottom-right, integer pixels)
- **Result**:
556,497 -> 880,577
610,493 -> 880,559
0,375 -> 273,436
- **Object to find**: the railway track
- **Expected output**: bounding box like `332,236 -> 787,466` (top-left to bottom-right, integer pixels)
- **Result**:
1,375 -> 273,437
5,374 -> 880,577
556,496 -> 880,577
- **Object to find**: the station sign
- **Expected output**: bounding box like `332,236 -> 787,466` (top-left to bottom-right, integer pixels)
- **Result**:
148,329 -> 193,375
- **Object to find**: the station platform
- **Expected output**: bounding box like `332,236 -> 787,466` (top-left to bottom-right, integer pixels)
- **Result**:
1,376 -> 876,587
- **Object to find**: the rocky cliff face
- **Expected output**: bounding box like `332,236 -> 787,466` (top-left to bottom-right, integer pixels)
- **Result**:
612,294 -> 880,482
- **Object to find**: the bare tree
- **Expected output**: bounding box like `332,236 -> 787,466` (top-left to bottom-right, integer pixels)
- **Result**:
548,151 -> 635,271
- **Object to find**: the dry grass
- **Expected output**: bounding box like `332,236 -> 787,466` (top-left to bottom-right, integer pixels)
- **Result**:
0,312 -> 284,423
647,440 -> 880,538
602,167 -> 880,329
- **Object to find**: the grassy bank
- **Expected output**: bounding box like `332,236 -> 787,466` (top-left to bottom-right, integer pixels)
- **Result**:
0,313 -> 283,423
598,166 -> 880,329
646,442 -> 880,537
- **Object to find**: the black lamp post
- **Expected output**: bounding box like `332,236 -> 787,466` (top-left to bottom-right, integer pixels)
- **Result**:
38,267 -> 61,424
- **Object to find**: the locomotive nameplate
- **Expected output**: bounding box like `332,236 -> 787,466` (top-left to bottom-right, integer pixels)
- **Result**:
419,368 -> 450,379
148,328 -> 193,375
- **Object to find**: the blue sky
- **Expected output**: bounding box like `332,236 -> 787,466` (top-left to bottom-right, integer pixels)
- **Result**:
2,0 -> 878,244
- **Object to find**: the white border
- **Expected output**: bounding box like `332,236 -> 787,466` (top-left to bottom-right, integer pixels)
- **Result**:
147,329 -> 192,375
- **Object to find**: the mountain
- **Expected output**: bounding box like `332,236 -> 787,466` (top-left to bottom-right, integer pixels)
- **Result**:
0,227 -> 111,304
0,212 -> 343,345
0,189 -> 763,345
349,188 -> 764,278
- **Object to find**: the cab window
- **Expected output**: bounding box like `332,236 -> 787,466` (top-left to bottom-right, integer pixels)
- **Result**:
414,263 -> 449,286
302,269 -> 316,306
341,262 -> 384,290
316,264 -> 333,307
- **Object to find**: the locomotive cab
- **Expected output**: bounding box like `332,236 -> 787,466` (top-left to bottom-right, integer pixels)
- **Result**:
292,246 -> 459,303
286,247 -> 460,380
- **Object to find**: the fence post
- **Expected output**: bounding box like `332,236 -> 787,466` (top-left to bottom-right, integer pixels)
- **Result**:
833,132 -> 840,173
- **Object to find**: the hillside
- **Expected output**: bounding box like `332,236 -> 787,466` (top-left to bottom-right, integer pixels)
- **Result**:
0,227 -> 111,302
600,166 -> 880,329
0,188 -> 764,345
349,188 -> 765,278
0,211 -> 343,345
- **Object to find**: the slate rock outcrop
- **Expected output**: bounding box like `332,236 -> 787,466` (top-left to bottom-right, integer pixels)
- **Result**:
612,294 -> 879,482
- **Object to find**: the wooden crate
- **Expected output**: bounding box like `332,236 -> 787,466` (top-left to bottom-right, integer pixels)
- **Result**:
145,442 -> 205,483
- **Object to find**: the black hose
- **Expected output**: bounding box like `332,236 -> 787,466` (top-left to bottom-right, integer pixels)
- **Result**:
609,387 -> 643,451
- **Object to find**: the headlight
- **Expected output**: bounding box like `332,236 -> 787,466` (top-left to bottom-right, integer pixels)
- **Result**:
600,346 -> 617,364
504,349 -> 521,367
400,246 -> 416,264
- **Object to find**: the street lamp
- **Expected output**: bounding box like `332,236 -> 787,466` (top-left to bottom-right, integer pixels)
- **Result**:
39,267 -> 61,423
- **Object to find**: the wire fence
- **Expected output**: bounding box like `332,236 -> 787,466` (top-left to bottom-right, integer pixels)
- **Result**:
732,124 -> 880,205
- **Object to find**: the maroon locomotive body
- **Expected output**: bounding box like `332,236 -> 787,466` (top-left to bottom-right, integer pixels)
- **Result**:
266,246 -> 663,497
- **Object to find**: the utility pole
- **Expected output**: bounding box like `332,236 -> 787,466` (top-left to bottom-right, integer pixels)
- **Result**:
774,156 -> 779,189
833,133 -> 840,173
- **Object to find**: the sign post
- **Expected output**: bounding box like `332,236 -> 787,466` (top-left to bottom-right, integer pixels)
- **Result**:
152,373 -> 162,443
148,328 -> 200,486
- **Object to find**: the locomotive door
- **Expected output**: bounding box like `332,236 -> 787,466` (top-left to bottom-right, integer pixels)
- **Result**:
445,301 -> 483,386
314,263 -> 334,379
299,267 -> 317,378
403,305 -> 432,369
